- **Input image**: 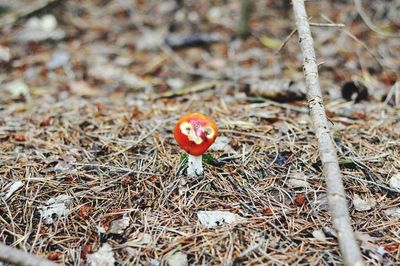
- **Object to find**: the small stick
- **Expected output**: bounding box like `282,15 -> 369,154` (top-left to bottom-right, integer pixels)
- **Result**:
148,82 -> 218,100
276,28 -> 297,54
188,155 -> 203,177
309,22 -> 345,27
0,243 -> 59,266
277,22 -> 344,54
345,174 -> 400,194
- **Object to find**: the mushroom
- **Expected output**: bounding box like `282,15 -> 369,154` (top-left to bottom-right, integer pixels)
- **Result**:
174,113 -> 218,177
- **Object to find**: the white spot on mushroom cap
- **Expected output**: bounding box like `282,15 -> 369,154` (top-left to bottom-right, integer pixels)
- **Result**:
179,122 -> 203,144
203,125 -> 215,139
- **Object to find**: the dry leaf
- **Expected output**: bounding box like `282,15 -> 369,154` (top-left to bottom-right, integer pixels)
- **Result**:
38,195 -> 71,224
312,230 -> 326,241
287,173 -> 310,188
87,243 -> 115,266
165,251 -> 187,266
6,80 -> 29,97
210,136 -> 235,153
383,208 -> 400,221
389,173 -> 400,190
69,81 -> 98,97
109,215 -> 130,234
197,211 -> 244,228
352,194 -> 376,211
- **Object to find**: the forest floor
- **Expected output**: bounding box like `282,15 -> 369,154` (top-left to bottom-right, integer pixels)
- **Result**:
0,0 -> 399,265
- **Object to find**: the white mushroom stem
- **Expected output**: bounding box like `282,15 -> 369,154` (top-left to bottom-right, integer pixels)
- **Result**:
188,155 -> 203,177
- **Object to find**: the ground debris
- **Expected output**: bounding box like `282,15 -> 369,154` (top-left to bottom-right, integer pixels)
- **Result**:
124,233 -> 152,247
389,173 -> 400,190
286,173 -> 310,188
47,50 -> 70,69
5,80 -> 29,98
108,215 -> 130,234
165,251 -> 187,266
2,180 -> 23,200
242,79 -> 306,102
352,194 -> 376,212
38,195 -> 71,224
12,14 -> 66,42
165,32 -> 222,49
312,229 -> 326,241
383,208 -> 400,221
87,243 -> 115,266
197,211 -> 245,228
210,136 -> 235,153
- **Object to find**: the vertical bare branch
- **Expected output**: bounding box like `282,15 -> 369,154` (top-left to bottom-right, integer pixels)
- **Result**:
290,1 -> 364,265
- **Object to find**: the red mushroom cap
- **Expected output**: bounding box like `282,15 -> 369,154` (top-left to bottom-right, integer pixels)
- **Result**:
174,113 -> 218,156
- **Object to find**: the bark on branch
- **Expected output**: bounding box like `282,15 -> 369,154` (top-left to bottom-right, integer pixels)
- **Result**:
290,1 -> 364,265
0,243 -> 59,266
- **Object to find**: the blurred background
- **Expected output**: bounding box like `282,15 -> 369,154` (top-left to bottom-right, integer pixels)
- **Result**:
0,0 -> 398,104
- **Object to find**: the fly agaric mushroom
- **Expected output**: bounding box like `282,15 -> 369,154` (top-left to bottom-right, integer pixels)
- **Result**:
174,113 -> 218,177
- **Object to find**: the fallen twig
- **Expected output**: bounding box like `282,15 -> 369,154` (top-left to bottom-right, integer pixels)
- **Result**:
309,22 -> 345,27
345,174 -> 400,194
277,22 -> 343,54
291,1 -> 364,265
147,82 -> 218,100
241,79 -> 306,102
338,152 -> 390,165
0,243 -> 59,266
